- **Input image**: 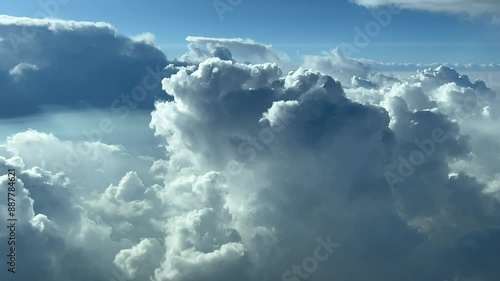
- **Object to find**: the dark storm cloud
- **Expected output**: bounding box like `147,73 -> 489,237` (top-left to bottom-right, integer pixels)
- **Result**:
0,16 -> 171,118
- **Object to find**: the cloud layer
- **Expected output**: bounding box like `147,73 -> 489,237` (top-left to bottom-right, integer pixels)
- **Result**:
1,16 -> 500,281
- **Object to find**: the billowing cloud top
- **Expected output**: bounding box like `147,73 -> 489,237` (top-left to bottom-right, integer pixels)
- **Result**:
182,36 -> 294,71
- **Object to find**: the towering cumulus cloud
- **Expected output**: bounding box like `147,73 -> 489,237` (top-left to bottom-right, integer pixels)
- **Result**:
1,16 -> 500,281
148,54 -> 500,281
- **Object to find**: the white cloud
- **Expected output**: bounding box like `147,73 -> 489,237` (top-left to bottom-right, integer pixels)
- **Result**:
2,55 -> 499,281
131,32 -> 158,46
303,48 -> 373,86
1,17 -> 500,280
114,238 -> 164,279
149,55 -> 500,281
182,36 -> 295,71
0,15 -> 115,32
352,0 -> 500,17
374,61 -> 500,72
9,62 -> 39,78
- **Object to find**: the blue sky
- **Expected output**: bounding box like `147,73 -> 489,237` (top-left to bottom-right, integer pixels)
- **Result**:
1,0 -> 499,64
